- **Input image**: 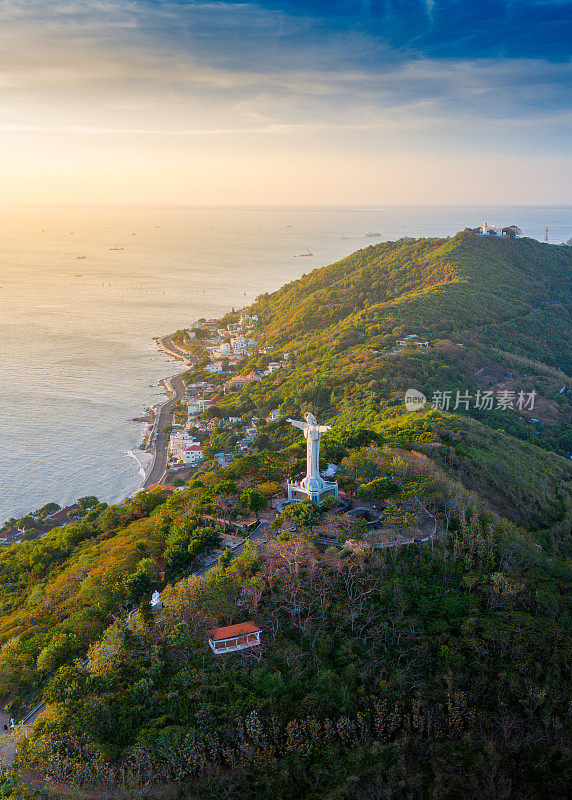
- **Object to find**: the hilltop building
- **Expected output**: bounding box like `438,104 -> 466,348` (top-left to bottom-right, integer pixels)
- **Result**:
479,223 -> 521,237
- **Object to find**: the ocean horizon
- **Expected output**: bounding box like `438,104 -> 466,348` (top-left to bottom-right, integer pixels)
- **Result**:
1,204 -> 571,522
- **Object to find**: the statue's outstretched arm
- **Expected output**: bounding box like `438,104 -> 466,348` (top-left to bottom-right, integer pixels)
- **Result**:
287,418 -> 307,430
318,425 -> 332,433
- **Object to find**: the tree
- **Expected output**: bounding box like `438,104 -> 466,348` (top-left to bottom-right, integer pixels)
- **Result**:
134,540 -> 149,558
321,436 -> 348,463
356,477 -> 400,502
340,451 -> 378,484
214,481 -> 238,532
337,472 -> 358,505
36,632 -> 76,674
38,502 -> 60,517
125,558 -> 160,603
218,547 -> 233,569
336,425 -> 382,450
272,499 -> 324,534
240,490 -> 267,520
501,225 -> 522,238
382,506 -> 416,532
214,480 -> 238,496
202,566 -> 242,623
77,496 -> 99,510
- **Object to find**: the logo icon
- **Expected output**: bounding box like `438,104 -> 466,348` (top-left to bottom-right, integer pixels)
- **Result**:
405,388 -> 426,411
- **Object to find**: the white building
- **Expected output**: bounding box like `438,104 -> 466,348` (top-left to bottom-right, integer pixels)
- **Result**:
230,335 -> 247,351
181,443 -> 204,465
479,222 -> 519,237
170,431 -> 203,464
205,361 -> 225,373
187,398 -> 206,414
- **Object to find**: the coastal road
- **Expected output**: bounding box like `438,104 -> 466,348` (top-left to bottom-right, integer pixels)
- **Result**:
144,372 -> 187,488
158,334 -> 196,365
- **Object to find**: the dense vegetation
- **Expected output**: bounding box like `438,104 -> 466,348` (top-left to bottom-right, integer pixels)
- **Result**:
0,231 -> 570,799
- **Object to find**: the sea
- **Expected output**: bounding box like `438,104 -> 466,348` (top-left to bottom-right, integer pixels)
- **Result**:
1,205 -> 570,522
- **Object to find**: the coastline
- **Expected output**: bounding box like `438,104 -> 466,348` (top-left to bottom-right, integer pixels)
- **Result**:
138,336 -> 196,489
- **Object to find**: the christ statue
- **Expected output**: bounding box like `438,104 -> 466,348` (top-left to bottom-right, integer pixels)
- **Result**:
287,413 -> 331,484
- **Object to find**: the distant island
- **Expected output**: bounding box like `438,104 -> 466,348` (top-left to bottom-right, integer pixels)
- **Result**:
0,230 -> 570,800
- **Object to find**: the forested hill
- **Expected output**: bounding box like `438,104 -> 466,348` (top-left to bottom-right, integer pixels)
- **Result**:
0,231 -> 570,800
224,231 -> 571,544
250,230 -> 571,372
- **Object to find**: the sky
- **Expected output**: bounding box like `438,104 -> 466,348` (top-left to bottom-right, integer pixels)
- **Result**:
0,0 -> 571,205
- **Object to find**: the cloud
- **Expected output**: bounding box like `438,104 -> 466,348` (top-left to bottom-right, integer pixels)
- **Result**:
0,2 -> 570,154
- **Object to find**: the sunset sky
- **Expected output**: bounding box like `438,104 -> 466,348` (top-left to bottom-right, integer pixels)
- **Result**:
1,0 -> 571,205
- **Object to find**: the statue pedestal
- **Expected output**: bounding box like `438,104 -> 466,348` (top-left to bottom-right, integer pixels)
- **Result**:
287,476 -> 338,505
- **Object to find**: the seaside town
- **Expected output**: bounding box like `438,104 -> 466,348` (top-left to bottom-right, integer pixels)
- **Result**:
0,309 -> 439,557
159,311 -> 288,475
0,294 -> 557,550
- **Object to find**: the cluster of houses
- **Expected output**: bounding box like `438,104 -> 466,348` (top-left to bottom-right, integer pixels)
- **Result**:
163,314 -> 291,473
205,313 -> 258,371
197,314 -> 289,381
387,333 -> 431,356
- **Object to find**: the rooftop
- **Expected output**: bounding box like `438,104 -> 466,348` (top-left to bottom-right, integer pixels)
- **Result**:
207,621 -> 261,641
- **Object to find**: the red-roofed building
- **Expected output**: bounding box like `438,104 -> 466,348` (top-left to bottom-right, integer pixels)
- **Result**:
143,484 -> 177,493
207,622 -> 261,654
226,372 -> 261,390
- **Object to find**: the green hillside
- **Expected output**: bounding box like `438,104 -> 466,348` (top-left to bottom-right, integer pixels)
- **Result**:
219,231 -> 571,542
251,231 -> 571,371
0,231 -> 570,799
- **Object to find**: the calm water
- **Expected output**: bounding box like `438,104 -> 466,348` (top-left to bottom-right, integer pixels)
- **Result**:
1,205 -> 570,521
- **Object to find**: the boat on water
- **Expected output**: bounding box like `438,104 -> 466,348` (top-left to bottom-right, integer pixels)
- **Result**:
75,255 -> 86,259
340,235 -> 350,240
364,232 -> 381,238
109,242 -> 124,251
294,247 -> 313,257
